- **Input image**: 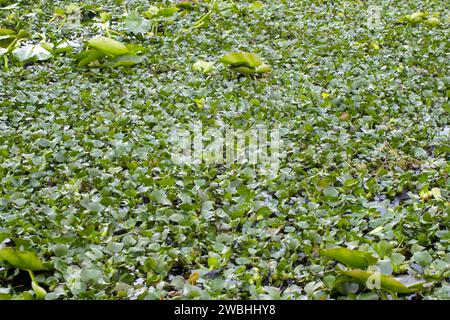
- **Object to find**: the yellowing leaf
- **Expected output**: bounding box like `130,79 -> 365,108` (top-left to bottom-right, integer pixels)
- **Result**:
425,17 -> 441,27
320,247 -> 378,269
370,41 -> 380,50
409,11 -> 426,23
88,36 -> 129,57
108,54 -> 143,67
430,187 -> 441,200
220,52 -> 263,68
255,63 -> 272,74
248,1 -> 264,11
220,52 -> 271,75
188,271 -> 200,285
193,60 -> 215,74
0,28 -> 15,48
340,269 -> 418,293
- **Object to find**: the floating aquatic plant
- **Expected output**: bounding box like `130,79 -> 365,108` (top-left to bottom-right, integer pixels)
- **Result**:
219,52 -> 271,75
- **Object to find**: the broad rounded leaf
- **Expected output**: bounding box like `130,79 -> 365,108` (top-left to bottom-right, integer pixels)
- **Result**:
413,251 -> 432,268
0,247 -> 47,271
125,12 -> 151,35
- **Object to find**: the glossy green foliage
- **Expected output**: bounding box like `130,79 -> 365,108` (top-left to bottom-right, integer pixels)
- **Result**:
0,247 -> 46,271
220,52 -> 271,75
340,270 -> 418,294
320,247 -> 378,269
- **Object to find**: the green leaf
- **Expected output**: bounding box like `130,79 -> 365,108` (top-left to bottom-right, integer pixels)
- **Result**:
323,186 -> 339,199
408,11 -> 426,23
343,178 -> 359,187
144,256 -> 168,274
323,275 -> 336,289
208,254 -> 220,269
413,251 -> 432,268
424,17 -> 441,27
0,28 -> 15,37
100,12 -> 112,23
77,49 -> 105,67
229,64 -> 272,75
255,63 -> 272,73
29,271 -> 46,299
193,60 -> 215,74
220,52 -> 263,68
13,44 -> 52,62
88,36 -> 129,57
0,247 -> 47,271
84,201 -> 105,213
149,189 -> 172,206
374,241 -> 393,258
177,1 -> 194,10
230,66 -> 257,75
320,247 -> 378,269
156,7 -> 179,18
248,1 -> 265,11
80,268 -> 103,283
31,280 -> 47,299
340,269 -> 417,293
106,242 -> 124,253
108,54 -> 143,67
125,12 -> 151,35
0,28 -> 15,48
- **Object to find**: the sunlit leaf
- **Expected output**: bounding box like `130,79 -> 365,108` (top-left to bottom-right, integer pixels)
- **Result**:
320,247 -> 378,269
88,36 -> 129,57
424,17 -> 441,27
0,28 -> 15,48
220,52 -> 263,68
0,247 -> 47,271
340,269 -> 418,293
220,52 -> 271,75
12,44 -> 52,61
193,60 -> 215,73
156,7 -> 179,18
248,1 -> 265,11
